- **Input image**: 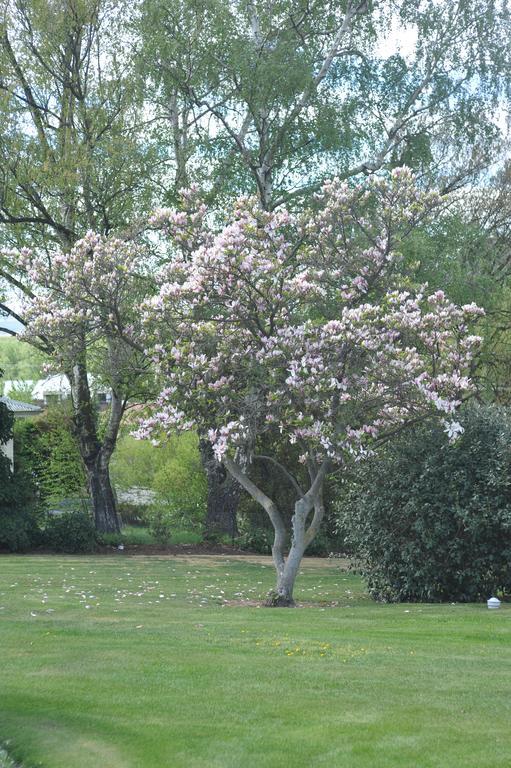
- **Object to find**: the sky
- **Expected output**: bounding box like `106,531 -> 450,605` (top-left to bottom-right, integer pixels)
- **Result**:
0,314 -> 23,335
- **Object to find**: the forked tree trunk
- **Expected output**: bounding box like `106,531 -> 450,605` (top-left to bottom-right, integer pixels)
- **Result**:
267,497 -> 313,607
223,455 -> 329,606
200,439 -> 240,539
270,541 -> 305,606
69,359 -> 123,535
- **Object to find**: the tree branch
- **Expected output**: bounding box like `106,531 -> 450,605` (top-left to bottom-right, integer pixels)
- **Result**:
253,453 -> 305,498
1,30 -> 52,158
223,454 -> 287,573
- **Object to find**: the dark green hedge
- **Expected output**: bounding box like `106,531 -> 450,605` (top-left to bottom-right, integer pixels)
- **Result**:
337,405 -> 511,602
14,405 -> 86,506
0,397 -> 40,551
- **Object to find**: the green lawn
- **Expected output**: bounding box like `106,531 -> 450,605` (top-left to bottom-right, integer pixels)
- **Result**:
0,555 -> 510,768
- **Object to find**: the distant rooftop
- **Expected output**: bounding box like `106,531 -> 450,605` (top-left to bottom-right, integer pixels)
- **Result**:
0,396 -> 42,414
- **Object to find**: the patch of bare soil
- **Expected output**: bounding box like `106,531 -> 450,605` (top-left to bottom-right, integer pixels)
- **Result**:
222,598 -> 345,608
97,548 -> 350,569
1,542 -> 350,569
95,542 -> 252,557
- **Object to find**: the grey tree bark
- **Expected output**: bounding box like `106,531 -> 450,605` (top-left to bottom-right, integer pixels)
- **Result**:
223,455 -> 329,605
69,360 -> 124,534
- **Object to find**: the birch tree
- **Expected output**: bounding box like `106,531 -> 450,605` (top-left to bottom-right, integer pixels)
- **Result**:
0,0 -> 156,531
138,0 -> 510,211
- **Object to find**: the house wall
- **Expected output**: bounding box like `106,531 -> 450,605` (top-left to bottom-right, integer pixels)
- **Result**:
0,438 -> 14,470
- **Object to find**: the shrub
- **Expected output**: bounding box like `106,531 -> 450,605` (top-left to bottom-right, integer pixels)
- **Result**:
42,511 -> 97,553
152,432 -> 207,531
305,531 -> 337,557
117,502 -> 147,527
0,396 -> 41,551
98,526 -> 158,547
14,405 -> 86,507
171,530 -> 202,545
236,526 -> 273,554
146,504 -> 205,545
336,405 -> 511,602
146,503 -> 174,544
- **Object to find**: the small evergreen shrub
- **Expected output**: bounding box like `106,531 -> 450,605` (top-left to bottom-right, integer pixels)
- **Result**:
42,511 -> 97,553
146,503 -> 174,544
14,405 -> 86,508
0,396 -> 41,551
337,405 -> 511,602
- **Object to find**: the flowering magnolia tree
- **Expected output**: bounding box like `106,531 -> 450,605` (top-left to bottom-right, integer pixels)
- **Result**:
16,233 -> 150,533
139,168 -> 483,605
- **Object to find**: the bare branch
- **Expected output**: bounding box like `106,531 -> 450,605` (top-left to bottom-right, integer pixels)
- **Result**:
253,453 -> 305,498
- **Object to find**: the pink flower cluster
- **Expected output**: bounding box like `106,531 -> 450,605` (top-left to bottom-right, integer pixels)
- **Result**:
139,169 -> 483,465
14,231 -> 149,380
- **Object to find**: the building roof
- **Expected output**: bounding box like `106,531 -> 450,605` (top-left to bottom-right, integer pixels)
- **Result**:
2,379 -> 35,396
30,373 -> 109,399
32,374 -> 71,399
0,396 -> 42,414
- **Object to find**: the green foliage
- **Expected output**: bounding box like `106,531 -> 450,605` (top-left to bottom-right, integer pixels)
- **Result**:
138,0 -> 509,209
0,0 -> 156,252
152,433 -> 207,531
112,431 -> 207,531
110,434 -> 161,489
337,405 -> 511,602
42,511 -> 97,553
170,530 -> 202,545
0,338 -> 46,386
236,526 -> 273,554
0,394 -> 11,444
146,503 -> 174,544
303,531 -> 336,557
14,405 -> 86,507
117,502 -> 147,527
98,525 -> 156,547
0,492 -> 40,552
146,502 -> 205,544
0,382 -> 40,551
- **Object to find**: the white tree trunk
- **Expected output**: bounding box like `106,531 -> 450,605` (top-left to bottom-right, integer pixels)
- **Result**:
223,455 -> 328,606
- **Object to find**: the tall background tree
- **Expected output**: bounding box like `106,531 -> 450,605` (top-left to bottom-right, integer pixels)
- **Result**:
137,0 -> 510,210
135,0 -> 510,538
0,0 -> 157,531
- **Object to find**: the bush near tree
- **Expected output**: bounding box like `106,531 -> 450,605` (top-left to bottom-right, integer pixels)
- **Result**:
0,381 -> 40,551
14,405 -> 86,509
337,405 -> 511,602
41,511 -> 97,554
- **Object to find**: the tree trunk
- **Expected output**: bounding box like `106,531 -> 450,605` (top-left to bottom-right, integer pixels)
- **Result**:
69,359 -> 122,534
85,452 -> 120,534
200,439 -> 240,538
222,455 -> 329,606
266,544 -> 305,606
265,498 -> 308,607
